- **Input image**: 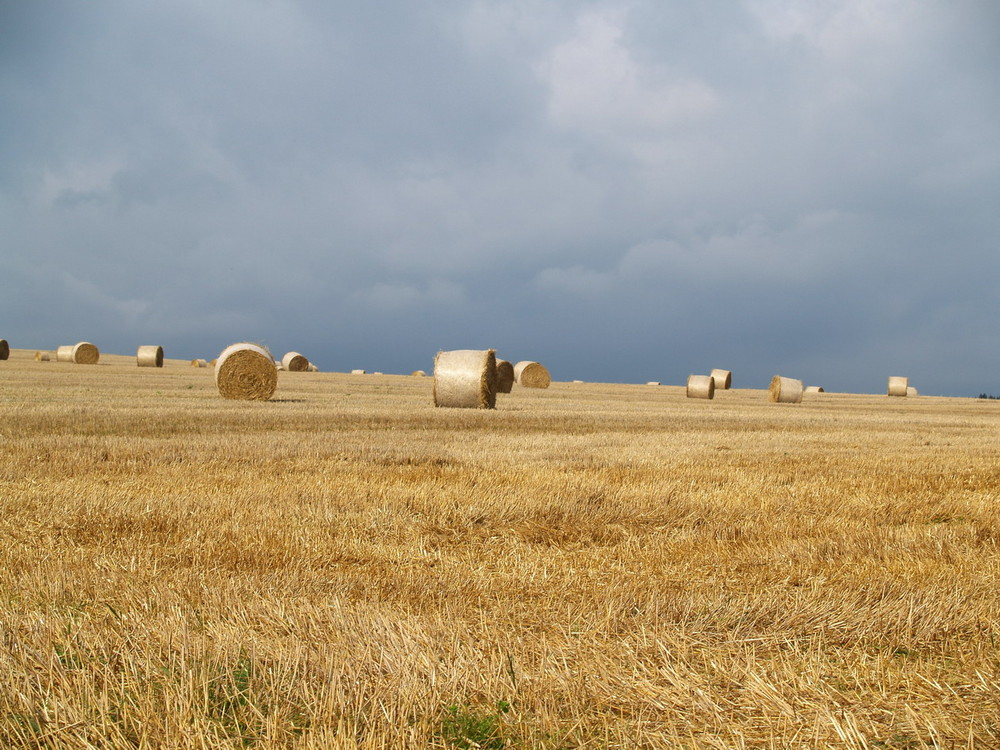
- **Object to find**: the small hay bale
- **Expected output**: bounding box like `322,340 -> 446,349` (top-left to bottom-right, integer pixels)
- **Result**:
906,386 -> 918,397
686,374 -> 715,399
572,380 -> 584,384
214,343 -> 277,401
411,370 -> 426,377
308,363 -> 319,372
710,368 -> 732,390
282,352 -> 310,372
136,345 -> 164,368
35,351 -> 52,362
56,346 -> 74,362
71,342 -> 99,364
210,359 -> 217,367
769,375 -> 803,403
496,359 -> 515,394
514,360 -> 551,389
888,376 -> 909,397
646,381 -> 661,386
351,369 -> 366,375
433,349 -> 497,409
0,339 -> 8,360
191,359 -> 208,368
804,386 -> 825,393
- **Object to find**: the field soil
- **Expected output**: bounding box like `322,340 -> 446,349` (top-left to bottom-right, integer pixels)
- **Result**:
2,349 -> 999,748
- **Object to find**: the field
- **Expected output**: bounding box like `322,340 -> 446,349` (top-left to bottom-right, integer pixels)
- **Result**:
1,348 -> 999,749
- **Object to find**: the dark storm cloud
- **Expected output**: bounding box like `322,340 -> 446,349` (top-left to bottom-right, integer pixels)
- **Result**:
2,1 -> 999,394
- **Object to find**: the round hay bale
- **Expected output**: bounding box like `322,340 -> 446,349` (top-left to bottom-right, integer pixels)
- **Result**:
350,369 -> 366,375
646,381 -> 661,386
35,351 -> 52,362
136,345 -> 164,368
769,375 -> 803,403
282,351 -> 310,372
686,374 -> 715,399
496,359 -> 515,394
191,359 -> 208,368
214,343 -> 277,401
888,376 -> 909,397
0,339 -> 8,360
514,360 -> 551,389
307,363 -> 319,372
410,370 -> 426,377
804,385 -> 825,393
906,386 -> 918,397
710,368 -> 732,389
56,346 -> 74,363
71,342 -> 99,364
210,359 -> 217,367
433,349 -> 497,409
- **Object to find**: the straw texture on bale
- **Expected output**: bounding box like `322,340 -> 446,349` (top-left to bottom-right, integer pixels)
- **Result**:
214,343 -> 277,401
686,374 -> 716,399
888,376 -> 909,397
282,352 -> 310,372
35,351 -> 51,362
907,387 -> 918,397
496,360 -> 515,394
804,386 -> 825,393
0,339 -> 8,360
433,349 -> 497,409
514,360 -> 551,389
136,345 -> 164,368
56,346 -> 74,363
191,359 -> 208,368
710,368 -> 732,389
769,375 -> 803,403
71,342 -> 99,364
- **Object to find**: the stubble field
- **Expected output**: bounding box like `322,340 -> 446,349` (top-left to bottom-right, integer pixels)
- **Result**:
1,348 -> 999,749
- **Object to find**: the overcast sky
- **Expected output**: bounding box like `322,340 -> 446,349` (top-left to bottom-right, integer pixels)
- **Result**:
3,1 -> 998,395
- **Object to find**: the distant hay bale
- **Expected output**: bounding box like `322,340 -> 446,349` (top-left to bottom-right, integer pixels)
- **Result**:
35,351 -> 51,362
646,381 -> 661,386
410,370 -> 426,377
804,386 -> 825,393
906,386 -> 918,397
769,375 -> 803,404
0,339 -> 8,360
56,346 -> 74,362
214,343 -> 277,401
307,364 -> 319,372
71,342 -> 99,365
136,345 -> 164,368
351,369 -> 366,375
373,371 -> 384,376
433,349 -> 497,409
210,359 -> 217,367
496,360 -> 515,394
275,362 -> 283,371
572,380 -> 584,384
686,374 -> 715,399
888,376 -> 909,397
710,369 -> 732,390
281,352 -> 309,372
191,359 -> 208,368
514,360 -> 551,389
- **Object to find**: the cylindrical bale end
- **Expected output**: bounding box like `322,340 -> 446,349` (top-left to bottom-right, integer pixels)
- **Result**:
0,339 -> 9,360
686,374 -> 716,399
72,342 -> 100,364
514,360 -> 551,389
215,343 -> 278,401
281,352 -> 310,372
804,385 -> 825,393
710,368 -> 732,390
496,359 -> 515,394
137,345 -> 164,368
433,349 -> 497,409
769,375 -> 803,403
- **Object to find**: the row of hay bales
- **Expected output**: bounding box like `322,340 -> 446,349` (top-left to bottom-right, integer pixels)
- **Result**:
433,350 -> 551,408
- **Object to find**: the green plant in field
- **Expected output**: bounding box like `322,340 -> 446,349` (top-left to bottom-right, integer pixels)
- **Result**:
437,700 -> 512,749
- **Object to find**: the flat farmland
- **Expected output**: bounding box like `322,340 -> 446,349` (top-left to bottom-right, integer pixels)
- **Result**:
1,349 -> 999,749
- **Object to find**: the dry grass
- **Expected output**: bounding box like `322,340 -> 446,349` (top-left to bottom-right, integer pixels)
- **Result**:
1,347 -> 999,748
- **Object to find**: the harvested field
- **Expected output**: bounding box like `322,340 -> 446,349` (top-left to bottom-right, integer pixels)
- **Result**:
1,347 -> 998,748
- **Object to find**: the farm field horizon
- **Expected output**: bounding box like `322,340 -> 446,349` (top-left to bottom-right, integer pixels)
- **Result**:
1,348 -> 999,748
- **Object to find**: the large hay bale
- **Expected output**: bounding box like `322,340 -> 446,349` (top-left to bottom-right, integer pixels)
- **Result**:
56,346 -> 74,362
136,345 -> 164,368
191,359 -> 208,368
888,376 -> 909,397
214,343 -> 277,401
804,385 -> 825,393
514,360 -> 551,389
433,349 -> 497,409
769,375 -> 803,403
496,359 -> 515,394
282,352 -> 310,372
686,374 -> 715,399
71,342 -> 100,364
710,368 -> 732,389
0,339 -> 8,360
906,386 -> 918,397
35,351 -> 52,362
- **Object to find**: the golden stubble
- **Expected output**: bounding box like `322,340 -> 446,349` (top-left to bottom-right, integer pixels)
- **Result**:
1,349 -> 999,748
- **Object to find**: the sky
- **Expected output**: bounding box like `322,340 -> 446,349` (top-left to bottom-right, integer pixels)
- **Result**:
2,1 -> 999,396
